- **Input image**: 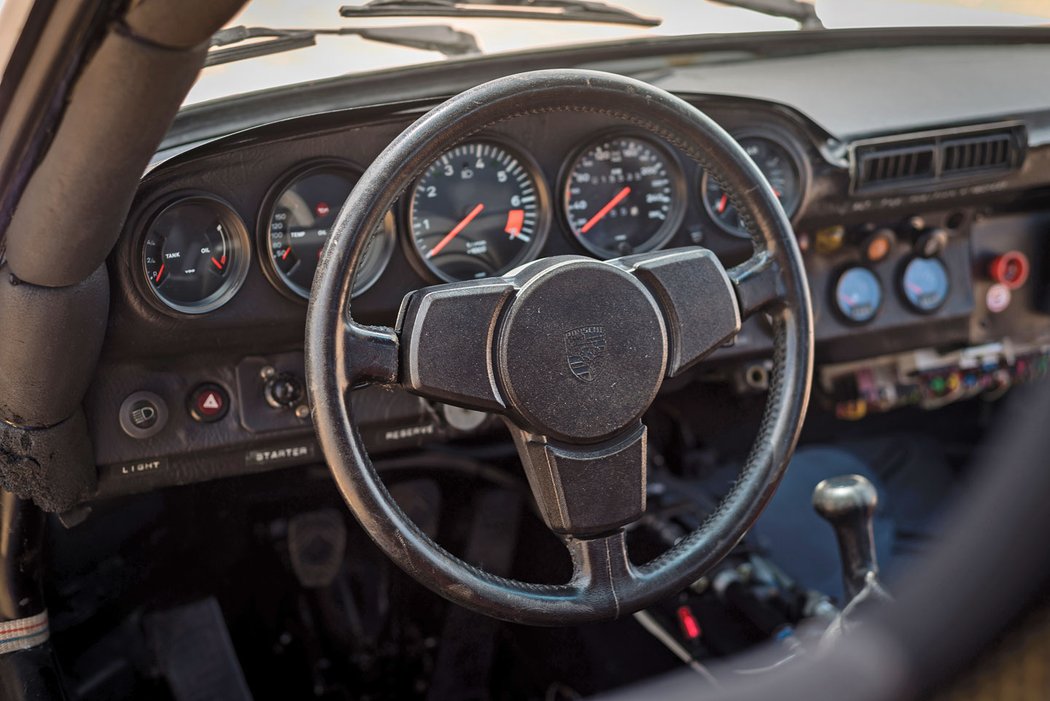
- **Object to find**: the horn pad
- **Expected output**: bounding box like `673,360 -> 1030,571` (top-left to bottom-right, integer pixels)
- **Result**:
496,258 -> 668,443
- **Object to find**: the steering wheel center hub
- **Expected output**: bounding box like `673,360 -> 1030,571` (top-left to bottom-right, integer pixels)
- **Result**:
496,258 -> 668,442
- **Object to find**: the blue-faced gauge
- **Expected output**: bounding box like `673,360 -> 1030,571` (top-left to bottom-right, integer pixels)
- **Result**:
901,256 -> 950,313
833,266 -> 883,324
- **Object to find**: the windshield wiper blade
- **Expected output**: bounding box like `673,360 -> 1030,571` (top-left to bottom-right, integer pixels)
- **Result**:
206,24 -> 481,67
339,0 -> 661,28
709,0 -> 823,29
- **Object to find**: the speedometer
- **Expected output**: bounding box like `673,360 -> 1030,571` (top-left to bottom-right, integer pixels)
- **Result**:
563,134 -> 684,258
408,141 -> 548,282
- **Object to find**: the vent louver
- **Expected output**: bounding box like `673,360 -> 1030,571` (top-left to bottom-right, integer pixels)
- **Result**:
941,133 -> 1016,174
857,144 -> 936,188
851,123 -> 1024,194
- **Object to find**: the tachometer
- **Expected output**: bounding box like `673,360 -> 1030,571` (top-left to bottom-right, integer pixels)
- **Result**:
142,195 -> 250,314
563,134 -> 684,258
702,134 -> 804,238
262,163 -> 394,300
408,141 -> 548,282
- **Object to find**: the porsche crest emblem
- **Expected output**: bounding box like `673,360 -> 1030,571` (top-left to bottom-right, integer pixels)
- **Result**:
565,326 -> 607,382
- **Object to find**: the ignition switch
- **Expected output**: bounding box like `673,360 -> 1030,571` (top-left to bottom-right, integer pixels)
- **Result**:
262,367 -> 305,410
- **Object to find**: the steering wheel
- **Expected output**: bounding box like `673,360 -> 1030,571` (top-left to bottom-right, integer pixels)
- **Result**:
306,69 -> 813,625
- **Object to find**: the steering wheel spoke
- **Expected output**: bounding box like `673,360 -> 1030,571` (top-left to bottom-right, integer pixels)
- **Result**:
397,279 -> 515,411
507,421 -> 647,538
343,321 -> 400,388
729,249 -> 786,319
564,530 -> 637,615
614,247 -> 742,377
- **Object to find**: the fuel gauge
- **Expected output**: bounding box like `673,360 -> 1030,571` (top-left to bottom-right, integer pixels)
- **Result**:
141,195 -> 250,314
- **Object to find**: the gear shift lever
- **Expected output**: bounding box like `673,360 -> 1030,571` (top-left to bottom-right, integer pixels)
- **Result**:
812,475 -> 884,602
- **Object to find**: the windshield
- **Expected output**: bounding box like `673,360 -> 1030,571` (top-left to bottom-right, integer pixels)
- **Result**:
185,0 -> 1050,106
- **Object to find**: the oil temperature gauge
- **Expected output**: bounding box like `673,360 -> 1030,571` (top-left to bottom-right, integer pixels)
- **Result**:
263,163 -> 395,300
833,266 -> 882,324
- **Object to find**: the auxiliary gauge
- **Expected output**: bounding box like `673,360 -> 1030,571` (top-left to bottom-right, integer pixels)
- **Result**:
702,134 -> 804,238
563,134 -> 684,258
900,256 -> 950,313
262,163 -> 395,300
833,266 -> 882,324
141,195 -> 250,314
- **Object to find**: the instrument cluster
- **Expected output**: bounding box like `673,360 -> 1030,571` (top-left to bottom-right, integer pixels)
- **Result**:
136,127 -> 808,314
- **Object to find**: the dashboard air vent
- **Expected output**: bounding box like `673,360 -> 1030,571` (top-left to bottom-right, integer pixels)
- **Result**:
941,132 -> 1016,175
856,144 -> 935,189
851,123 -> 1025,194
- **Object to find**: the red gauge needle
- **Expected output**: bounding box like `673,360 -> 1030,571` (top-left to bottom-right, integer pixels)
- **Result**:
281,247 -> 292,260
155,262 -> 165,283
716,193 -> 729,214
580,186 -> 631,235
211,256 -> 225,271
427,203 -> 484,259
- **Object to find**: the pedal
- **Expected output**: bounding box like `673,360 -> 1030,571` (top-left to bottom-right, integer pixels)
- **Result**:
287,508 -> 347,588
144,598 -> 252,701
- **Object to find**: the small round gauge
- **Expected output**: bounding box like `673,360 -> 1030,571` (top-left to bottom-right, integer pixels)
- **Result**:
563,134 -> 684,258
263,164 -> 394,300
833,266 -> 883,324
141,196 -> 250,314
901,256 -> 950,313
702,135 -> 804,238
408,141 -> 548,282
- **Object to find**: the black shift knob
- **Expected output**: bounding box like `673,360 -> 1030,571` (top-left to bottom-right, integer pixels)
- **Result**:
813,474 -> 880,601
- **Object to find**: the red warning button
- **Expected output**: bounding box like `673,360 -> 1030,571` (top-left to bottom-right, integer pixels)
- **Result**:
988,251 -> 1030,290
189,384 -> 229,423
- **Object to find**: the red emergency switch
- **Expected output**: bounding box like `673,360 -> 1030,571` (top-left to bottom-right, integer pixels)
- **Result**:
189,384 -> 229,423
988,251 -> 1030,290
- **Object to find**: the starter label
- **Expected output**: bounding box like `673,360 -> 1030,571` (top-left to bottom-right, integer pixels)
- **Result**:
245,444 -> 315,468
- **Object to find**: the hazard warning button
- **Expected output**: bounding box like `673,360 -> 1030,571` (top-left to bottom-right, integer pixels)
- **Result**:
189,384 -> 229,423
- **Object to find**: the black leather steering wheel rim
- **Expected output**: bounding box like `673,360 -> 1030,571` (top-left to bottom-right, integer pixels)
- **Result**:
306,69 -> 814,625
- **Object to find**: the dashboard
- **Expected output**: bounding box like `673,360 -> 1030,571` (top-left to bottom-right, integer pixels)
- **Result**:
83,40 -> 1050,501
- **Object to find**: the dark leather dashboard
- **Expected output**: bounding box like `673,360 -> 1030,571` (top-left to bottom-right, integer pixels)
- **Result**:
84,38 -> 1050,501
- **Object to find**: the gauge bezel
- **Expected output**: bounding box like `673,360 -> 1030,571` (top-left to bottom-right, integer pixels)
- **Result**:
699,126 -> 810,240
830,264 -> 884,326
402,136 -> 551,284
258,159 -> 396,302
137,192 -> 251,316
898,255 -> 951,314
559,130 -> 686,259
